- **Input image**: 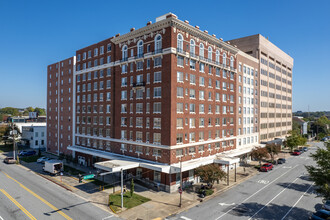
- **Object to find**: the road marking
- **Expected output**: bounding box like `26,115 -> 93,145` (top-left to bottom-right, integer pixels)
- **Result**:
247,177 -> 300,220
102,216 -> 114,220
2,172 -> 73,220
281,183 -> 314,220
0,189 -> 37,220
282,166 -> 292,169
257,180 -> 269,184
0,216 -> 3,220
180,216 -> 193,220
219,202 -> 235,206
215,164 -> 298,219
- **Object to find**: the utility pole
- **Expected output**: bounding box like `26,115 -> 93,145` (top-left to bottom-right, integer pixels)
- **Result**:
12,123 -> 16,160
121,168 -> 124,209
179,157 -> 182,207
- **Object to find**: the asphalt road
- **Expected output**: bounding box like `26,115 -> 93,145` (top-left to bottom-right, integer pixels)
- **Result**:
168,142 -> 325,220
0,158 -> 120,220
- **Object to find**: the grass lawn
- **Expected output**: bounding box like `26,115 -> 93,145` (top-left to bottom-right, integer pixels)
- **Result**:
63,165 -> 86,176
20,155 -> 39,163
109,191 -> 151,212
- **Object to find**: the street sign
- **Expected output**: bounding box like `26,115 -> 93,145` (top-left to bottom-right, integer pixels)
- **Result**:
83,174 -> 95,180
178,188 -> 182,194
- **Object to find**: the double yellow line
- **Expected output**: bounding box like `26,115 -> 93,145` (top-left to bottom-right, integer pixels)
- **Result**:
0,189 -> 36,220
2,172 -> 72,220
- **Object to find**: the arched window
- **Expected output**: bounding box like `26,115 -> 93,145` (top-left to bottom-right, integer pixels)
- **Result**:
190,39 -> 195,56
230,56 -> 234,68
223,52 -> 227,66
137,40 -> 143,57
208,46 -> 212,61
155,34 -> 162,52
199,43 -> 204,58
177,34 -> 183,52
122,45 -> 128,60
216,50 -> 220,64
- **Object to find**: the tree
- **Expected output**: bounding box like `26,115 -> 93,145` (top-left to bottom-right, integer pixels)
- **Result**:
305,142 -> 330,200
130,178 -> 134,197
266,143 -> 281,162
195,164 -> 227,185
285,130 -> 307,152
251,147 -> 269,165
0,107 -> 19,116
34,107 -> 46,116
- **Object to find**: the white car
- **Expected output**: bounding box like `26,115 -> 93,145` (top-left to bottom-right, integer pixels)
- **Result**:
37,157 -> 50,163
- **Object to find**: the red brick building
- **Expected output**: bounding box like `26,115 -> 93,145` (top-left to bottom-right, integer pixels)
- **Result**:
47,13 -> 291,192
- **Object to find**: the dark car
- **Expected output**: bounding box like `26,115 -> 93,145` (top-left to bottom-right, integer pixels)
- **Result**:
19,150 -> 36,156
260,163 -> 273,172
309,209 -> 330,220
277,158 -> 286,164
292,150 -> 301,156
3,157 -> 16,164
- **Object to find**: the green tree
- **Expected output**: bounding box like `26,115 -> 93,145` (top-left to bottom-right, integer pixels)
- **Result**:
195,164 -> 227,185
130,178 -> 134,197
34,107 -> 46,116
266,143 -> 281,162
251,147 -> 269,165
0,107 -> 19,116
305,142 -> 330,200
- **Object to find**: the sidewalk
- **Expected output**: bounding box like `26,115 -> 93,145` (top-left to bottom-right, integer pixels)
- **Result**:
2,149 -> 293,220
119,165 -> 259,220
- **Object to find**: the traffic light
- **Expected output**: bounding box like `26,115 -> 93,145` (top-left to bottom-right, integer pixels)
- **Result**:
78,174 -> 82,183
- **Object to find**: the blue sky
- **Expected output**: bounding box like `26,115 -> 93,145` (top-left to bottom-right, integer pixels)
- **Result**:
0,0 -> 329,111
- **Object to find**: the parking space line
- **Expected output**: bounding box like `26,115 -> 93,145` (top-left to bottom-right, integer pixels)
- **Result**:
215,165 -> 298,219
0,189 -> 36,220
281,183 -> 314,220
247,177 -> 300,219
2,171 -> 73,220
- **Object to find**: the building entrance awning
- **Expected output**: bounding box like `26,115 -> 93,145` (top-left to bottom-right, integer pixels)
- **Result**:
94,160 -> 139,173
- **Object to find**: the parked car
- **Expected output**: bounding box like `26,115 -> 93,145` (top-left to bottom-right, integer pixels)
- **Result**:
3,157 -> 16,164
321,137 -> 328,142
292,150 -> 301,156
277,158 -> 286,164
309,209 -> 330,220
19,150 -> 36,156
303,147 -> 308,152
260,163 -> 273,172
323,200 -> 330,211
37,157 -> 50,163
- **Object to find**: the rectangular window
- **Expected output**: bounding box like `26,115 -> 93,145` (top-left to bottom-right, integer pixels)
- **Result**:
153,102 -> 161,113
154,72 -> 161,83
153,87 -> 161,98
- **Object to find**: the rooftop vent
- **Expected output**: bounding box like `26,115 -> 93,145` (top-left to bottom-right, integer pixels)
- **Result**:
130,28 -> 135,32
184,20 -> 189,24
204,30 -> 208,33
219,38 -> 223,41
147,21 -> 152,26
212,34 -> 216,37
195,25 -> 200,29
115,33 -> 120,37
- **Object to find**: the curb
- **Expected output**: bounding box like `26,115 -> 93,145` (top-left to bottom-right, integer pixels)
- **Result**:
35,172 -> 73,192
166,169 -> 258,218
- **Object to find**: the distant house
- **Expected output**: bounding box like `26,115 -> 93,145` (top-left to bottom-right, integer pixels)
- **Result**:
293,116 -> 308,135
21,125 -> 46,149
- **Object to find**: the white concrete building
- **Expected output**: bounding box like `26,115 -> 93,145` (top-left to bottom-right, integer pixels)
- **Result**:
21,125 -> 47,149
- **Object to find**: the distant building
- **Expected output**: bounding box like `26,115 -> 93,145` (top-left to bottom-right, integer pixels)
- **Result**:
21,125 -> 47,149
293,116 -> 307,135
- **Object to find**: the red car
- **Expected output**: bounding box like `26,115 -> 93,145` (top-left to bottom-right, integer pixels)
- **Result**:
260,163 -> 273,172
292,150 -> 301,156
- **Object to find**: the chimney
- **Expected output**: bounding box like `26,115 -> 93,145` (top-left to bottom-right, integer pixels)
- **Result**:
184,20 -> 189,24
130,28 -> 135,32
147,21 -> 152,26
195,25 -> 200,29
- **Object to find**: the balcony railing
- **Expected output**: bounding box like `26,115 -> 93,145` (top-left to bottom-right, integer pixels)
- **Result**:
121,57 -> 128,62
153,49 -> 163,55
133,82 -> 146,87
136,53 -> 144,58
